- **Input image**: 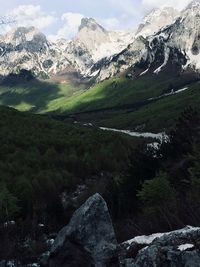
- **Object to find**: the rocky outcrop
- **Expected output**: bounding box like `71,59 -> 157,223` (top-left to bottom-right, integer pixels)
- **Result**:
121,226 -> 200,267
48,193 -> 200,267
49,193 -> 118,267
1,194 -> 200,267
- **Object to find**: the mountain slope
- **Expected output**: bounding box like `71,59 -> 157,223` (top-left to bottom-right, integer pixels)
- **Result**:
0,1 -> 200,133
0,18 -> 135,80
0,27 -> 72,78
0,4 -> 190,81
0,70 -> 87,112
74,17 -> 135,62
136,7 -> 179,37
53,72 -> 200,132
92,2 -> 200,80
1,68 -> 198,133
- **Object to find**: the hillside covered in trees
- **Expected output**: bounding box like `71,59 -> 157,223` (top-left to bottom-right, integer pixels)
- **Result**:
0,106 -> 200,263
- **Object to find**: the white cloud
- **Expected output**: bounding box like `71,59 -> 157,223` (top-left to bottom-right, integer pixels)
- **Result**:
55,12 -> 84,39
108,0 -> 140,16
7,5 -> 57,30
141,0 -> 191,11
0,0 -> 194,40
100,17 -> 121,30
49,14 -> 121,41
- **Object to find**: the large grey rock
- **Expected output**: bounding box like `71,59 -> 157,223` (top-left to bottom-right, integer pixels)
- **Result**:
49,193 -> 118,267
122,226 -> 200,267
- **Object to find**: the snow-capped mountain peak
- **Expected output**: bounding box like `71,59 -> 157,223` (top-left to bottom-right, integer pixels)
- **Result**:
0,1 -> 200,81
186,0 -> 200,9
78,17 -> 107,33
74,17 -> 134,62
1,26 -> 48,46
136,7 -> 179,37
75,17 -> 109,54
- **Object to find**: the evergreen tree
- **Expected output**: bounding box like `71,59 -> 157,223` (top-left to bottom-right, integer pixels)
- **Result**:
137,172 -> 177,230
0,183 -> 19,222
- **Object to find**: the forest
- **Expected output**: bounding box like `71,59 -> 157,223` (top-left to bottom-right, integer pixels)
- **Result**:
0,105 -> 200,262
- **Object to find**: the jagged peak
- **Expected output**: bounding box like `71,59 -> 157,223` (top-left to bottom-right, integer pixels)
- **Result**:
2,26 -> 47,43
143,6 -> 179,24
136,6 -> 179,38
9,26 -> 39,36
180,0 -> 200,20
78,17 -> 107,33
186,0 -> 200,9
4,26 -> 40,37
181,0 -> 200,14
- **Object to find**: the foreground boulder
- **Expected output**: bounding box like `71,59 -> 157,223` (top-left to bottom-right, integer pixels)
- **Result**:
48,193 -> 200,267
2,194 -> 200,267
122,226 -> 200,267
49,193 -> 118,267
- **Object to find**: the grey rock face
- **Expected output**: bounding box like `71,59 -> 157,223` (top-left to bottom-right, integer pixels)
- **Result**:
49,193 -> 118,267
78,18 -> 106,33
122,226 -> 200,267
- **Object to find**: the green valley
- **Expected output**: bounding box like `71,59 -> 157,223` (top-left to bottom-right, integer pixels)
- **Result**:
0,70 -> 199,132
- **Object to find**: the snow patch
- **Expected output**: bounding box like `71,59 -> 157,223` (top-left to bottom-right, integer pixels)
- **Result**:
125,233 -> 164,246
178,244 -> 194,251
99,127 -> 168,142
147,142 -> 160,150
83,123 -> 93,127
140,68 -> 149,76
136,7 -> 179,38
124,226 -> 199,250
148,87 -> 189,101
174,87 -> 188,94
154,47 -> 170,74
90,69 -> 100,77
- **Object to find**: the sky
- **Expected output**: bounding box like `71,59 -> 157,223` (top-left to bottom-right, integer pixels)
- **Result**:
0,0 -> 193,40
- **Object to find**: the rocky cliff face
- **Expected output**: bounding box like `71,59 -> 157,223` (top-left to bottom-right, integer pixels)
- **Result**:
0,19 -> 134,79
91,37 -> 148,81
144,0 -> 200,73
74,18 -> 135,62
136,7 -> 179,38
95,1 -> 200,80
0,26 -> 72,78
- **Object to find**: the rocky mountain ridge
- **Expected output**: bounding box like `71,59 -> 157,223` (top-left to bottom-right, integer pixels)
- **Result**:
94,1 -> 200,80
0,1 -> 200,81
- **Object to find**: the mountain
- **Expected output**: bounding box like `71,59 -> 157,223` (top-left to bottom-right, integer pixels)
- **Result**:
53,18 -> 135,78
74,17 -> 135,62
0,26 -> 72,78
3,2 -> 200,265
143,0 -> 200,73
93,2 -> 200,80
1,0 -> 200,126
136,7 -> 179,37
0,19 -> 135,80
0,7 -> 181,81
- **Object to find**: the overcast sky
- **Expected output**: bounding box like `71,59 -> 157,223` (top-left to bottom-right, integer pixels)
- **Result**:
0,0 -> 193,39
